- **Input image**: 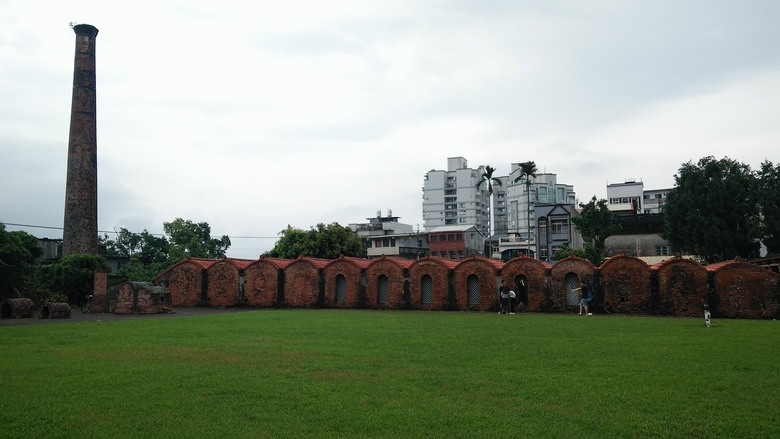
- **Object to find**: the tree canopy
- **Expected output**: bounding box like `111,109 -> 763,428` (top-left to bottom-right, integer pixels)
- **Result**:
757,160 -> 780,255
571,197 -> 621,265
663,156 -> 762,263
101,218 -> 231,281
265,223 -> 366,259
0,224 -> 43,298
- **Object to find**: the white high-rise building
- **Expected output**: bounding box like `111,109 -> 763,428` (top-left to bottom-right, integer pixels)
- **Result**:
422,157 -> 490,235
423,158 -> 577,259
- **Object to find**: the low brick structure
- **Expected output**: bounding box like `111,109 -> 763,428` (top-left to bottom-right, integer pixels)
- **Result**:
656,257 -> 709,317
710,259 -> 780,318
365,257 -> 413,309
499,256 -> 550,312
601,255 -> 653,314
408,257 -> 458,310
153,255 -> 780,318
39,302 -> 71,319
548,256 -> 596,312
283,258 -> 329,307
206,260 -> 244,308
244,258 -> 290,307
322,257 -> 369,308
453,257 -> 502,311
1,298 -> 35,319
114,281 -> 172,314
156,258 -> 212,306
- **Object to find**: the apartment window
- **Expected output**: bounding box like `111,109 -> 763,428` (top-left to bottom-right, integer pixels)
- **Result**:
656,246 -> 671,256
375,239 -> 382,248
551,219 -> 568,234
448,234 -> 455,241
457,233 -> 463,241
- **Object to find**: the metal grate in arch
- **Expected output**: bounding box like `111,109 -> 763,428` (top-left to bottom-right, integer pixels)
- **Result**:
421,275 -> 433,304
565,273 -> 580,307
336,274 -> 346,304
467,275 -> 480,305
378,275 -> 389,304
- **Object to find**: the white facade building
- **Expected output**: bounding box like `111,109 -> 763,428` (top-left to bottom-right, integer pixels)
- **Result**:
505,166 -> 577,252
423,158 -> 577,259
349,211 -> 428,259
607,180 -> 671,214
422,157 -> 490,235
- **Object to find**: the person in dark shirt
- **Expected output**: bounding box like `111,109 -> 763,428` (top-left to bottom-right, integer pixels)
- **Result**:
573,281 -> 592,316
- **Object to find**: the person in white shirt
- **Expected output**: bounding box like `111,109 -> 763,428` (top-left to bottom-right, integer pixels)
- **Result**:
509,289 -> 516,314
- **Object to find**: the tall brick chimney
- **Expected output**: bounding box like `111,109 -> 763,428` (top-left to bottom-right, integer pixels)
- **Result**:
63,24 -> 99,256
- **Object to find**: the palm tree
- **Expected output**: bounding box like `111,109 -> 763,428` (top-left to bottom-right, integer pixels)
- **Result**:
476,165 -> 503,255
513,161 -> 538,252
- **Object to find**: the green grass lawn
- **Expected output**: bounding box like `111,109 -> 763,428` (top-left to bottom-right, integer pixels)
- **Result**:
0,310 -> 777,438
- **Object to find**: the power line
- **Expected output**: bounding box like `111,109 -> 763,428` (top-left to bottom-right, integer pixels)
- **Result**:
1,222 -> 278,239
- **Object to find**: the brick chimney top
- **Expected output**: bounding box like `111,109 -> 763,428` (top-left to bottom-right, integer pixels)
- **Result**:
72,23 -> 99,36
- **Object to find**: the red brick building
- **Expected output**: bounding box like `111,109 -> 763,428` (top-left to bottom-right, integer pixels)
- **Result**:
427,225 -> 483,259
152,255 -> 780,318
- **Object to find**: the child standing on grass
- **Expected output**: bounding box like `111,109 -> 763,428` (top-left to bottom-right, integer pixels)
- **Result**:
498,286 -> 510,314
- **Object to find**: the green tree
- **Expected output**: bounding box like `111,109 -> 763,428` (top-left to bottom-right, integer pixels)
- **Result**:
265,223 -> 366,259
164,218 -> 231,260
103,228 -> 169,266
757,160 -> 780,255
36,254 -> 109,304
513,161 -> 538,243
553,243 -> 600,262
663,157 -> 761,263
100,219 -> 230,281
571,197 -> 621,265
0,224 -> 43,298
476,165 -> 503,254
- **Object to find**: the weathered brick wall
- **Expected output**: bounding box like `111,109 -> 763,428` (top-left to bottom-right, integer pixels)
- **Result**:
283,260 -> 321,307
206,262 -> 240,308
452,258 -> 499,311
159,261 -> 203,307
408,258 -> 452,310
40,302 -> 71,319
548,256 -> 596,312
501,256 -> 549,312
244,261 -> 281,307
657,258 -> 708,316
114,282 -> 135,313
91,271 -> 108,313
114,282 -> 171,314
601,256 -> 653,314
365,259 -> 407,309
323,260 -> 363,308
1,298 -> 34,318
713,262 -> 780,318
156,255 -> 778,319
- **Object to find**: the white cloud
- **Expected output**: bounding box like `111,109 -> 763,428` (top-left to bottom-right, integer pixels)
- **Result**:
2,0 -> 779,258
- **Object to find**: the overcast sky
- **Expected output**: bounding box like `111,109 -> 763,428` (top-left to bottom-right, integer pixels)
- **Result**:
1,0 -> 779,259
